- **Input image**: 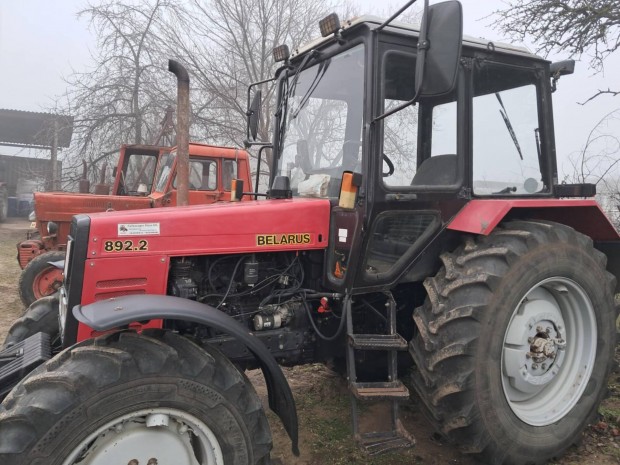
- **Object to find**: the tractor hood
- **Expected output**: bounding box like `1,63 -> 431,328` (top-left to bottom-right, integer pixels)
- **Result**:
84,198 -> 331,257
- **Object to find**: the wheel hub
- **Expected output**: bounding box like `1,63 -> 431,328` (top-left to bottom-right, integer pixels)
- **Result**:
503,297 -> 567,394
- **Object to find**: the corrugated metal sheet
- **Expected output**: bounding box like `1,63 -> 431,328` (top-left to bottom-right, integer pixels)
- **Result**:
0,109 -> 73,148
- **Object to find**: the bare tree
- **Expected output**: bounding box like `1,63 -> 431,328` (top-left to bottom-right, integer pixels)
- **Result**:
56,0 -> 178,188
491,1 -> 620,103
563,109 -> 620,227
161,0 -> 338,179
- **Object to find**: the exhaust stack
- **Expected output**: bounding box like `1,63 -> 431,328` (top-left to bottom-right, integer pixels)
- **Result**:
168,59 -> 190,206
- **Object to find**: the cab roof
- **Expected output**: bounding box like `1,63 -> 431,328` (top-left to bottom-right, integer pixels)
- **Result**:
291,15 -> 543,61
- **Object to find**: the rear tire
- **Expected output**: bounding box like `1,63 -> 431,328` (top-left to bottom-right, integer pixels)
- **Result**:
0,330 -> 272,465
410,220 -> 616,465
18,250 -> 65,307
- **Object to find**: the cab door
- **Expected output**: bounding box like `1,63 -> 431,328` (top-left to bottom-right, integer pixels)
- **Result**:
352,40 -> 467,292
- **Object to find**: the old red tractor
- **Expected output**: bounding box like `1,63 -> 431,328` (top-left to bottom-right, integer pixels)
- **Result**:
16,142 -> 251,306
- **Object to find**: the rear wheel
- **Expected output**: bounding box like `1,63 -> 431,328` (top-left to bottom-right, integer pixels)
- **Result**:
410,220 -> 616,465
0,330 -> 272,465
18,250 -> 65,307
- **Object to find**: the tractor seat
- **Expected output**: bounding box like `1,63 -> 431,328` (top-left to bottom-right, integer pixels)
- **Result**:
411,154 -> 457,186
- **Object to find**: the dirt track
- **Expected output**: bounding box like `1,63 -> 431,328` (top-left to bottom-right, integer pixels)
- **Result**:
1,218 -> 619,464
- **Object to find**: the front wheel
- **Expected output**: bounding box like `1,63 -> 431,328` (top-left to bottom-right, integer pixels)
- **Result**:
18,250 -> 65,307
0,330 -> 273,465
410,220 -> 616,465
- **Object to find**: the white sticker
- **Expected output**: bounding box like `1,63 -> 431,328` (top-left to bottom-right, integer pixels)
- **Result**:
118,223 -> 160,236
338,228 -> 348,243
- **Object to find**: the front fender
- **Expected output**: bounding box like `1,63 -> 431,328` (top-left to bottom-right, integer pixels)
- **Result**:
73,294 -> 299,455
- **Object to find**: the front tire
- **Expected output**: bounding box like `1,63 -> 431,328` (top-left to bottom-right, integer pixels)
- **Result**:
2,292 -> 60,350
18,250 -> 65,307
410,220 -> 616,465
0,330 -> 272,465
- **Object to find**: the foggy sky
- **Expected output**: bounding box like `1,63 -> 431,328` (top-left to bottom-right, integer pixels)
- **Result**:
0,0 -> 618,179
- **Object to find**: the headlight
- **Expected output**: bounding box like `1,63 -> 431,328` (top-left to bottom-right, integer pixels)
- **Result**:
58,286 -> 68,344
47,221 -> 58,235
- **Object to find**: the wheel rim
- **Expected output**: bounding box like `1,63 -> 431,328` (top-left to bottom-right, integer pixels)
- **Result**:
61,408 -> 224,465
33,266 -> 63,299
501,277 -> 597,426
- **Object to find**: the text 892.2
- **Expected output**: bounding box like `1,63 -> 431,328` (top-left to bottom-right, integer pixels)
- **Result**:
104,239 -> 148,252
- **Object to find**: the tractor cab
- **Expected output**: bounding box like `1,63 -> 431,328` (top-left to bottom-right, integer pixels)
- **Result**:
251,4 -> 571,294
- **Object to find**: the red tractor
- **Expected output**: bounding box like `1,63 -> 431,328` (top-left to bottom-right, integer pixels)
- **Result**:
1,1 -> 619,464
16,142 -> 252,306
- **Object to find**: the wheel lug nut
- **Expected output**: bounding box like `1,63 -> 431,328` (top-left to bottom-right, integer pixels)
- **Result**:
532,363 -> 538,369
546,327 -> 551,333
542,363 -> 547,370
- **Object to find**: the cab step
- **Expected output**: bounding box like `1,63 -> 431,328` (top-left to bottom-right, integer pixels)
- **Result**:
345,293 -> 415,454
356,423 -> 416,455
350,380 -> 409,400
349,333 -> 408,351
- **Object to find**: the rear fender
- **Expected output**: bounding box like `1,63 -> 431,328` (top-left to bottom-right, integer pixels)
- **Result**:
73,294 -> 299,455
447,199 -> 620,241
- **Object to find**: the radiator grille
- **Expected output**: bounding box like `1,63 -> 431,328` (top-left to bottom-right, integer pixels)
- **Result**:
96,278 -> 147,288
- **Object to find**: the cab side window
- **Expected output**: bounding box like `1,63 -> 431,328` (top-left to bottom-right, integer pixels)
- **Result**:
472,62 -> 545,195
174,159 -> 217,190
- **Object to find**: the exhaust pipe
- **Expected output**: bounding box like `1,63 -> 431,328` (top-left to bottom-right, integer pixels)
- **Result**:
168,59 -> 190,206
93,162 -> 110,195
79,160 -> 90,193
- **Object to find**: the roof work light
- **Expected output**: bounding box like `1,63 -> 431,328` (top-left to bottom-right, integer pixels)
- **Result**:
319,13 -> 340,37
272,44 -> 290,63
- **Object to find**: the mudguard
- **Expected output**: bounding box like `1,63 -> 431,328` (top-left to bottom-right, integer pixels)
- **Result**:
447,199 -> 620,241
49,260 -> 64,269
73,294 -> 300,455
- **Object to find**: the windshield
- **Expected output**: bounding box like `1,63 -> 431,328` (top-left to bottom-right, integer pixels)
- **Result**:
276,44 -> 365,198
122,153 -> 158,194
154,151 -> 175,192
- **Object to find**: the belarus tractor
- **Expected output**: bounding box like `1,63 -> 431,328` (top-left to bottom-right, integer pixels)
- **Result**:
16,142 -> 252,307
1,1 -> 619,464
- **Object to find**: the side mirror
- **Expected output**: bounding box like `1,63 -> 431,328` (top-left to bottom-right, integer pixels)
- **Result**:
248,90 -> 262,141
415,0 -> 463,98
550,60 -> 575,77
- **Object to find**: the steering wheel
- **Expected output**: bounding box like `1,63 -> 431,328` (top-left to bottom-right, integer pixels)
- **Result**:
382,153 -> 395,177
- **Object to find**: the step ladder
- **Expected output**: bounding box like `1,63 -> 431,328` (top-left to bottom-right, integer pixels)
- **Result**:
345,293 -> 415,455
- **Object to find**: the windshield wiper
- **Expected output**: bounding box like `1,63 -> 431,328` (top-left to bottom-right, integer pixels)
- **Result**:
290,58 -> 331,120
495,93 -> 523,160
276,50 -> 318,154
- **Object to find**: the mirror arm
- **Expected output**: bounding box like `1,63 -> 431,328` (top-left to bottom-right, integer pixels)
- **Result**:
243,140 -> 272,149
376,0 -> 418,31
372,97 -> 416,124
